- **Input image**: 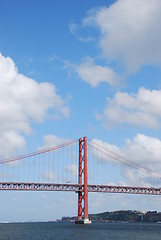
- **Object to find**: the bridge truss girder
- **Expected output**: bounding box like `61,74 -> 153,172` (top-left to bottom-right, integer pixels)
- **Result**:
0,182 -> 161,195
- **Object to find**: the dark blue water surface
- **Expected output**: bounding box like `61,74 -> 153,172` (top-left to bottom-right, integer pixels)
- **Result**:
0,222 -> 161,240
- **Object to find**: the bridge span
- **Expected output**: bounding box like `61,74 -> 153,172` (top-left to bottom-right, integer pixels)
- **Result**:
1,182 -> 161,195
1,136 -> 161,224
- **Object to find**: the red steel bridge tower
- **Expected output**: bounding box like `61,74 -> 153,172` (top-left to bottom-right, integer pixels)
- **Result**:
75,136 -> 91,224
1,135 -> 161,223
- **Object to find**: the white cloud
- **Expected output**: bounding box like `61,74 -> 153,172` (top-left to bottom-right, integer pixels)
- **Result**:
0,53 -> 70,158
90,134 -> 161,186
69,22 -> 79,35
69,22 -> 95,43
43,171 -> 55,182
65,164 -> 78,177
98,87 -> 161,129
83,0 -> 161,73
123,134 -> 161,166
0,132 -> 26,160
75,58 -> 119,87
89,193 -> 161,214
40,135 -> 70,149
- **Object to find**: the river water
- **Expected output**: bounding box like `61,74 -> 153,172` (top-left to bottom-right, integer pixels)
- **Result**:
0,222 -> 161,240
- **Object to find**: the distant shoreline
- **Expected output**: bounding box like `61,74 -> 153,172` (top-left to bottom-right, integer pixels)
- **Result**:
60,210 -> 161,223
1,210 -> 161,224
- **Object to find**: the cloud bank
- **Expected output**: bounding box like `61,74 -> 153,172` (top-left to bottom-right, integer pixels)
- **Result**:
98,87 -> 161,129
91,134 -> 161,185
0,53 -> 69,158
83,0 -> 161,73
75,58 -> 119,87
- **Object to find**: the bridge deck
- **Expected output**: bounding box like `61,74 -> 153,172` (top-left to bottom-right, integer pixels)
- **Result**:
0,182 -> 161,195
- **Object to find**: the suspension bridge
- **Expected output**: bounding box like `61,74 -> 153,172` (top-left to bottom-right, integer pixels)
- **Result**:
0,136 -> 161,224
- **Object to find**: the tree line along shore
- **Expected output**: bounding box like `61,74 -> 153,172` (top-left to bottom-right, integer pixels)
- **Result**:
61,210 -> 161,223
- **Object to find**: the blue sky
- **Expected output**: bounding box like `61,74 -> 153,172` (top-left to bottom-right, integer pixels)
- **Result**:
1,0 -> 161,222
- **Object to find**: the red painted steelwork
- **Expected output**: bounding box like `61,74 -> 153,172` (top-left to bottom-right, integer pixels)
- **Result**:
1,182 -> 161,195
0,182 -> 83,191
78,138 -> 83,220
83,136 -> 88,220
0,139 -> 78,165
